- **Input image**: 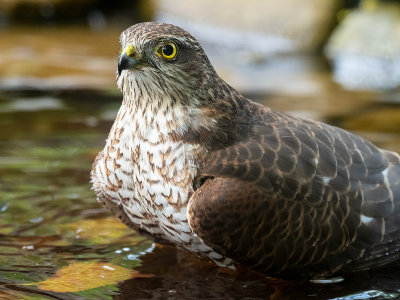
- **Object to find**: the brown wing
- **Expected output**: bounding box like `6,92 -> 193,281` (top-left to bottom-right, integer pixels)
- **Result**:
188,110 -> 400,277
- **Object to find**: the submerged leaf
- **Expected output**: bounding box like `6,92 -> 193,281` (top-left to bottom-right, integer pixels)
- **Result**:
59,217 -> 144,244
36,262 -> 153,293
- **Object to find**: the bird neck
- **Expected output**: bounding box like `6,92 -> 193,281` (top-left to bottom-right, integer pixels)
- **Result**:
120,95 -> 212,142
118,74 -> 256,152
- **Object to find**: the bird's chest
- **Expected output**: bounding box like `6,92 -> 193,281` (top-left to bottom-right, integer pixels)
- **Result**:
92,103 -> 235,269
101,107 -> 203,245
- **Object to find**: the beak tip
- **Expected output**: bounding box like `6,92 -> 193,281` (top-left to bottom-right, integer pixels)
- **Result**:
117,55 -> 126,76
117,64 -> 122,76
118,52 -> 137,76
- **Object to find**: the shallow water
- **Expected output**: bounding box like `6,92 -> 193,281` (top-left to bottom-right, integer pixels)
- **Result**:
1,25 -> 400,299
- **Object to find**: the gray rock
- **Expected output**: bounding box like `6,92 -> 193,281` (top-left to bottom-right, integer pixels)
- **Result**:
325,2 -> 400,90
155,0 -> 342,56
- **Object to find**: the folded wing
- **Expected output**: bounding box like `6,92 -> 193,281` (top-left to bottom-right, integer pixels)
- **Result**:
188,110 -> 400,277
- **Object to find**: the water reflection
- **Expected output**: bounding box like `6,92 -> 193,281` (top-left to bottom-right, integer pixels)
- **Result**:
0,90 -> 151,299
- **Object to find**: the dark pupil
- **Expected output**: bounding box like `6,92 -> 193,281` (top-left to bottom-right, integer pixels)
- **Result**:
163,44 -> 174,56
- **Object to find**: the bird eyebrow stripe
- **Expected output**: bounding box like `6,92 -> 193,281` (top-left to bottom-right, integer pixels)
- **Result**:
157,36 -> 199,49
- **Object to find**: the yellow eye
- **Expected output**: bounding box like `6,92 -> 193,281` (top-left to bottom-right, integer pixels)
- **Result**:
156,42 -> 177,60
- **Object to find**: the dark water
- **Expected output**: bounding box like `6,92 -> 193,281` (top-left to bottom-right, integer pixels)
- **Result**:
1,26 -> 400,300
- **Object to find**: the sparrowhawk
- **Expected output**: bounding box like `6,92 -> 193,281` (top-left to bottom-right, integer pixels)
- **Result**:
91,22 -> 400,278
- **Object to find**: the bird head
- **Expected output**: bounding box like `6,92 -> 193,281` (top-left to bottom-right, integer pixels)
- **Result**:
117,22 -> 220,107
116,22 -> 248,148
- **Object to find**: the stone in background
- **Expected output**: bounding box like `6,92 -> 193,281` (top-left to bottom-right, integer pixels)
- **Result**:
155,0 -> 342,56
326,0 -> 400,90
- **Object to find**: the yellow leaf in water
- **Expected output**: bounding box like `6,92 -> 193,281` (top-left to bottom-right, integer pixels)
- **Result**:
36,262 -> 153,293
59,217 -> 145,244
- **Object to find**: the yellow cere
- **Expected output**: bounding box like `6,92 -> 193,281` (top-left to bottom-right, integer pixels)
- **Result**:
124,45 -> 136,58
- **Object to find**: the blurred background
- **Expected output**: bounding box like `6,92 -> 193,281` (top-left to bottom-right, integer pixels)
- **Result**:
1,0 -> 400,299
1,0 -> 400,129
1,0 -> 400,93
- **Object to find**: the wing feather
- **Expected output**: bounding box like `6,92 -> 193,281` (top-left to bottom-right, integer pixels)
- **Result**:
189,109 -> 400,276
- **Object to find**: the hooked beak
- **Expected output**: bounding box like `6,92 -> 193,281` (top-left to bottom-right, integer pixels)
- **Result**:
118,45 -> 138,76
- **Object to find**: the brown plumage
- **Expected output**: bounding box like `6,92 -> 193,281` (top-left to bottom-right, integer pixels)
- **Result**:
91,22 -> 400,278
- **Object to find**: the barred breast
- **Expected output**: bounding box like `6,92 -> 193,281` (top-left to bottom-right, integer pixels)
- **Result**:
91,99 -> 234,267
